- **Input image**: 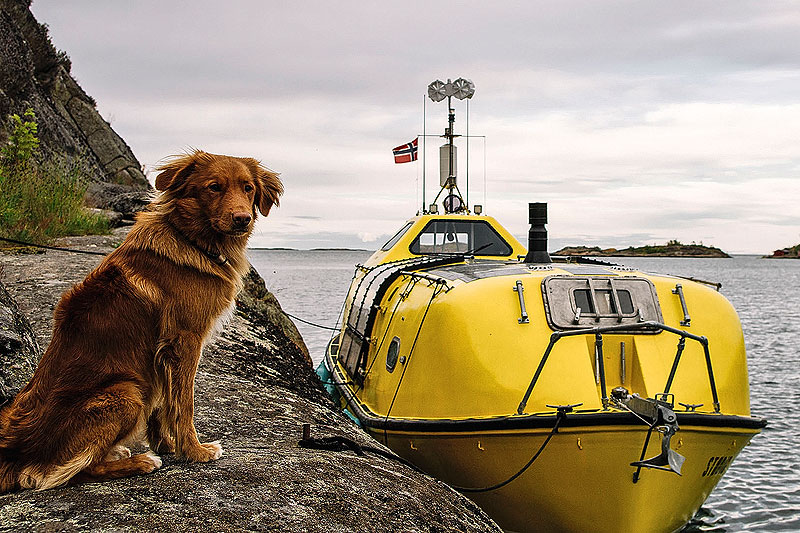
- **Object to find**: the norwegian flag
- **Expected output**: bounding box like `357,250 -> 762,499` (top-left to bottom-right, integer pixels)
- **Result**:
392,137 -> 418,164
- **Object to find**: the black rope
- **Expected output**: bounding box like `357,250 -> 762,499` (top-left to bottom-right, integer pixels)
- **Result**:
0,236 -> 108,256
297,409 -> 565,491
284,311 -> 339,331
1,236 -> 347,334
298,434 -> 424,473
451,411 -> 565,493
299,435 -> 366,455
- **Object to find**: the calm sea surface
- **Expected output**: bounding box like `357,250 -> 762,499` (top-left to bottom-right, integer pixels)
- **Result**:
250,250 -> 800,531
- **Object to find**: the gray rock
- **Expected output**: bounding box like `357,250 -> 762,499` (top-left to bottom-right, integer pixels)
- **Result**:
0,235 -> 501,532
84,182 -> 152,219
0,0 -> 151,195
84,208 -> 124,228
0,268 -> 38,405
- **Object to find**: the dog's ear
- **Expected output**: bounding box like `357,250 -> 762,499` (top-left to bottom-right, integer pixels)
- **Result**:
245,159 -> 283,216
155,153 -> 201,191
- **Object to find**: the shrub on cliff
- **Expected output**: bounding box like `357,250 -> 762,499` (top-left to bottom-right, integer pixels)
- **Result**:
0,109 -> 108,246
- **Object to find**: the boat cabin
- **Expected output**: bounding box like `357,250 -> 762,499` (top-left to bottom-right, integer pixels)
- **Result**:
365,214 -> 526,266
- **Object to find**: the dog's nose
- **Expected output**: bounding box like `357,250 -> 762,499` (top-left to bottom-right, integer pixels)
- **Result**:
232,212 -> 252,229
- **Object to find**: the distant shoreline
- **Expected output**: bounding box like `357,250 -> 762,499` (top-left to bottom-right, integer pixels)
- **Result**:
553,242 -> 730,258
247,247 -> 783,258
249,247 -> 371,252
762,244 -> 800,259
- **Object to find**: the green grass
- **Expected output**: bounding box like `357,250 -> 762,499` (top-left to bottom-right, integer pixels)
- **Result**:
0,109 -> 109,247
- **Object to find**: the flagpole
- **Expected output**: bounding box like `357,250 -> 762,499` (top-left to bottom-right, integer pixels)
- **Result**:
422,93 -> 426,214
484,135 -> 487,211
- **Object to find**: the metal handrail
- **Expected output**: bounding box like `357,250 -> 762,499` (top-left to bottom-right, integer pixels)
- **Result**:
516,321 -> 720,415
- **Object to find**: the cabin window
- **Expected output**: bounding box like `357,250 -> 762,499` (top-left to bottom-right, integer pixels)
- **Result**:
617,290 -> 635,314
409,220 -> 512,256
381,222 -> 414,251
386,337 -> 401,372
573,288 -> 635,315
542,276 -> 663,330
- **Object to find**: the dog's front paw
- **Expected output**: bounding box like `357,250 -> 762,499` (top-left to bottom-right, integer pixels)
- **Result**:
142,451 -> 163,472
185,440 -> 223,462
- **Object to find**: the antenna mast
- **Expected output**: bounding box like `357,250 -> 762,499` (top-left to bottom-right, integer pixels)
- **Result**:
426,78 -> 475,214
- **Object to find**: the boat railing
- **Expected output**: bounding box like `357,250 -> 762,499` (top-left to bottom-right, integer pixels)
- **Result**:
516,321 -> 721,415
339,253 -> 467,382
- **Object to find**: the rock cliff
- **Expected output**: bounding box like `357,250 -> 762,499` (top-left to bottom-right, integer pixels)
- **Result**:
0,232 -> 500,532
0,0 -> 151,219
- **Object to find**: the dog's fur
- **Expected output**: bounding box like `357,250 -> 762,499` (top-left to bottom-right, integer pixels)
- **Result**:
0,150 -> 282,492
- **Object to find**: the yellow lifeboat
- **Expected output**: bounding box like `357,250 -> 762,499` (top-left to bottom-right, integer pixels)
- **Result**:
319,79 -> 765,532
320,208 -> 765,532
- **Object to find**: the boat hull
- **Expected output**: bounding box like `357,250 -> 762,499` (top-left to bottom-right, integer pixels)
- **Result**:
322,211 -> 767,532
324,336 -> 764,533
373,422 -> 759,533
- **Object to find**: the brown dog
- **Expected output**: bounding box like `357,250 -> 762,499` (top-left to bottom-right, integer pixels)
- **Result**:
0,150 -> 282,492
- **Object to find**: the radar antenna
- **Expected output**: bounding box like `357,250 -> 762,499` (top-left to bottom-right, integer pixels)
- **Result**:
426,78 -> 475,214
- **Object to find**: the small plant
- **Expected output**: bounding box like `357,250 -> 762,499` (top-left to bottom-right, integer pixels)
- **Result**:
0,109 -> 108,247
1,108 -> 39,165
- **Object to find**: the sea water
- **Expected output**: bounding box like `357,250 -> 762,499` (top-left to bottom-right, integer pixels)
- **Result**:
250,250 -> 800,531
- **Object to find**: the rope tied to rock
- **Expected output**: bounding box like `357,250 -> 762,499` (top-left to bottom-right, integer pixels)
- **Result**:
0,236 -> 108,256
298,423 -> 423,473
1,236 -> 340,333
283,312 -> 339,331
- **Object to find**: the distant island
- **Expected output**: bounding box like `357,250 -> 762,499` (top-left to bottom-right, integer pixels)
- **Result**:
553,240 -> 730,258
248,247 -> 370,252
764,244 -> 800,259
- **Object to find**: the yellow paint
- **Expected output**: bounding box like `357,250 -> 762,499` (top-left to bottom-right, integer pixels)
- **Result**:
328,212 -> 763,533
377,424 -> 760,533
363,213 -> 527,266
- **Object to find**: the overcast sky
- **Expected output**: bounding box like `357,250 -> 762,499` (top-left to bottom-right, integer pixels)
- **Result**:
31,1 -> 800,253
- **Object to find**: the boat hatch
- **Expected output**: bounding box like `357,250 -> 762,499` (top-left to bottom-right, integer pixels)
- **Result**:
409,219 -> 512,256
542,276 -> 663,330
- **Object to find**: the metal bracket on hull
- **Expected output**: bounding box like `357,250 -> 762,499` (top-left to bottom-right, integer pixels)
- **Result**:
516,320 -> 721,416
513,279 -> 529,324
630,424 -> 686,478
611,387 -> 686,482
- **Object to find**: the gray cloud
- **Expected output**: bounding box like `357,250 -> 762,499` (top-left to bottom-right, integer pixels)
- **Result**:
30,0 -> 800,254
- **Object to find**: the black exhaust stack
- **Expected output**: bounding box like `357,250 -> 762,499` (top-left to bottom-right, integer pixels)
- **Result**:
523,202 -> 551,263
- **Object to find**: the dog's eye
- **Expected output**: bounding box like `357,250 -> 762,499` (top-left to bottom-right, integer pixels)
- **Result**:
208,183 -> 222,192
244,184 -> 254,193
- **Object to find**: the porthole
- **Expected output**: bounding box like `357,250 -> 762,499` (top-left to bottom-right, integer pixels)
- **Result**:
386,336 -> 401,373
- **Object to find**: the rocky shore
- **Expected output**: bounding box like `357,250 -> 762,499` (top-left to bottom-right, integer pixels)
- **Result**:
0,229 -> 500,532
764,244 -> 800,259
553,242 -> 730,258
